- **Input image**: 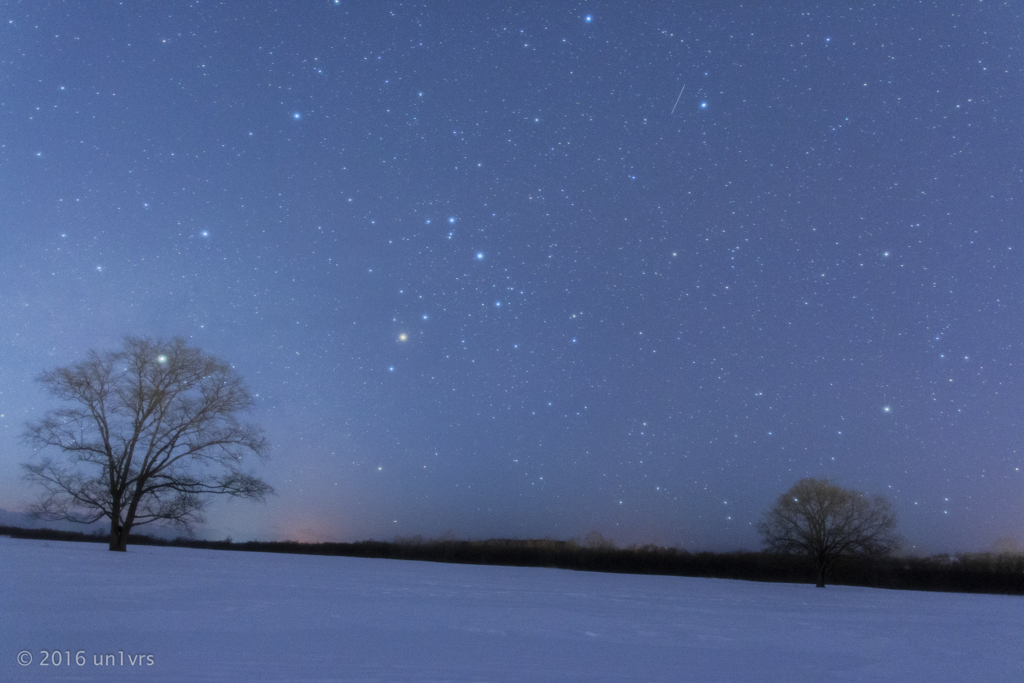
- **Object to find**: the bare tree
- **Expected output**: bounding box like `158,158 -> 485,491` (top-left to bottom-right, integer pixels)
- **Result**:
22,336 -> 273,551
756,478 -> 900,587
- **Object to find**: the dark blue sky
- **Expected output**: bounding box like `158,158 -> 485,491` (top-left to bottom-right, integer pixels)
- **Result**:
1,2 -> 1021,552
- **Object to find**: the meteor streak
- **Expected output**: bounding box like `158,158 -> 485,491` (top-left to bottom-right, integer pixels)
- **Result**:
670,84 -> 685,115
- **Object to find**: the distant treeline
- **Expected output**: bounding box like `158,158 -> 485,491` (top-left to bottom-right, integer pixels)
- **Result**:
2,525 -> 1021,595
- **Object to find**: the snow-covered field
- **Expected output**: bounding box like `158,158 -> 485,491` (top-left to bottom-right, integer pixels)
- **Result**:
1,537 -> 1020,682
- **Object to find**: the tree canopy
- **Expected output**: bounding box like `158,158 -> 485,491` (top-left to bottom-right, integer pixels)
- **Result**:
756,478 -> 900,587
22,336 -> 273,551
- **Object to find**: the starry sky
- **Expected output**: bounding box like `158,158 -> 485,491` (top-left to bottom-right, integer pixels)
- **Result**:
1,2 -> 1021,552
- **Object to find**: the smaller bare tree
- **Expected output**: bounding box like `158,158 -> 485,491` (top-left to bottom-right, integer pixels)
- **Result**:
22,336 -> 273,551
757,478 -> 900,587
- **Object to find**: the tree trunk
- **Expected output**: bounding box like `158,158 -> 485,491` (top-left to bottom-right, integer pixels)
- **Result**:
108,520 -> 128,552
107,500 -> 126,551
816,561 -> 827,588
109,494 -> 143,553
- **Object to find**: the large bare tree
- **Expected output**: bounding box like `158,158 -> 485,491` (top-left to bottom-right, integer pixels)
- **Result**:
22,336 -> 273,551
757,478 -> 900,587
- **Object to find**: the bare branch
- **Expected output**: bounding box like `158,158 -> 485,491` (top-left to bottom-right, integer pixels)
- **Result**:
20,336 -> 273,551
757,478 -> 900,587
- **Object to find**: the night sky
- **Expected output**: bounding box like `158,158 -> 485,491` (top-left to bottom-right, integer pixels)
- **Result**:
1,2 -> 1021,553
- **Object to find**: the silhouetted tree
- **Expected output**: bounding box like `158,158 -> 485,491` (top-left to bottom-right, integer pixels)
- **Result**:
757,478 -> 900,587
581,531 -> 616,550
22,336 -> 272,551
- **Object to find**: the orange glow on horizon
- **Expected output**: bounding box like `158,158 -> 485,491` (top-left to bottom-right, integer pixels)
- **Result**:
278,519 -> 342,544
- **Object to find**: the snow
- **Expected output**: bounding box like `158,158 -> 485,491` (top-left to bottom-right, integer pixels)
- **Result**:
1,537 -> 1020,682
